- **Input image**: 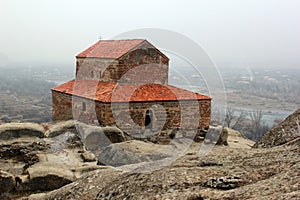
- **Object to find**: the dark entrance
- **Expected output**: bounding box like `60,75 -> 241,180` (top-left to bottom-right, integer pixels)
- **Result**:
145,110 -> 153,129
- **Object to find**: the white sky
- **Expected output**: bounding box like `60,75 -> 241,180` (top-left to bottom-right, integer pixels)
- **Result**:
0,0 -> 300,68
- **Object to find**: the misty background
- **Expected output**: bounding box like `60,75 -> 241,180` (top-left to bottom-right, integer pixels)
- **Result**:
1,0 -> 300,68
0,0 -> 299,140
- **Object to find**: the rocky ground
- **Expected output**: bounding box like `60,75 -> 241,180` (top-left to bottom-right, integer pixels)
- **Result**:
0,111 -> 299,200
254,108 -> 300,148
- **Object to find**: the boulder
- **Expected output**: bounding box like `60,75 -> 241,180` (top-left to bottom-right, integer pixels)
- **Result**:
45,120 -> 77,138
0,123 -> 45,140
78,124 -> 129,150
216,127 -> 229,146
95,139 -> 191,167
101,126 -> 128,143
48,132 -> 83,153
16,164 -> 74,191
205,126 -> 228,145
0,170 -> 15,194
81,151 -> 97,162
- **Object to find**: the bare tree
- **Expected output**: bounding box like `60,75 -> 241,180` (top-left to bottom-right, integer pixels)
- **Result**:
248,109 -> 264,141
225,107 -> 235,128
231,111 -> 247,130
224,107 -> 247,131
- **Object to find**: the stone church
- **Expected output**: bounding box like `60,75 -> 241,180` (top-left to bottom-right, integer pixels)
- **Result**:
52,39 -> 211,134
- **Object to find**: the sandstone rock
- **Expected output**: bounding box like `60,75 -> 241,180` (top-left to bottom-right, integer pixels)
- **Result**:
254,108 -> 300,148
0,170 -> 15,194
95,139 -> 191,168
0,123 -> 45,140
101,126 -> 128,143
48,132 -> 83,153
17,164 -> 74,191
216,127 -> 228,146
45,120 -> 76,138
79,125 -> 129,150
96,140 -> 168,166
206,125 -> 228,145
81,151 -> 97,162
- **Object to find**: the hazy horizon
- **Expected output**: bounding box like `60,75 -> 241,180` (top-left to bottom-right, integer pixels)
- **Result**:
1,0 -> 300,69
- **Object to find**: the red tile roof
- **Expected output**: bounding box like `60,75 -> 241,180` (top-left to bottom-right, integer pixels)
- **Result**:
76,39 -> 145,59
52,80 -> 211,103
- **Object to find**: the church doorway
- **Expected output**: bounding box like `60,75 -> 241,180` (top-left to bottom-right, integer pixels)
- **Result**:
145,109 -> 153,129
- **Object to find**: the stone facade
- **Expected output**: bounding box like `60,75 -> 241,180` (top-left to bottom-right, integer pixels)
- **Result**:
52,91 -> 73,121
76,41 -> 169,84
52,91 -> 211,133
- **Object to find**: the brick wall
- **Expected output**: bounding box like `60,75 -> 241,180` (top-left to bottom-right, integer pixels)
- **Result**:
75,45 -> 169,84
52,91 -> 73,121
75,58 -> 116,81
52,90 -> 211,133
100,99 -> 211,134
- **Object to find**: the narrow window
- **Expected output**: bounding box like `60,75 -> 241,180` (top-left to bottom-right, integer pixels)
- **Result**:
82,102 -> 86,111
145,110 -> 153,129
99,71 -> 102,78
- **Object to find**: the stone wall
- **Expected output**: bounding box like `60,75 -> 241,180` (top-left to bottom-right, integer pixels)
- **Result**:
115,48 -> 169,84
52,91 -> 73,121
75,58 -> 116,81
52,92 -> 211,133
100,99 -> 211,134
75,43 -> 169,84
52,91 -> 99,125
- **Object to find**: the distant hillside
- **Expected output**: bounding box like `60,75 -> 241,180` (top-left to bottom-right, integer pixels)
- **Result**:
254,108 -> 300,148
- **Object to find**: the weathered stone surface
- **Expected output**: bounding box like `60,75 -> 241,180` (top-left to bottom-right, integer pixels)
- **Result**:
226,128 -> 255,148
203,176 -> 245,190
95,140 -> 168,166
45,120 -> 76,137
48,132 -> 83,152
17,164 -> 74,191
95,139 -> 191,167
254,108 -> 300,148
10,130 -> 299,200
76,124 -> 130,150
101,126 -> 127,143
0,170 -> 15,194
216,127 -> 229,146
80,151 -> 97,162
0,123 -> 45,140
205,125 -> 228,145
0,123 -> 100,195
0,143 -> 43,171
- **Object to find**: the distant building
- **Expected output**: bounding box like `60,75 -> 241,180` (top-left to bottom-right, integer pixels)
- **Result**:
52,39 -> 211,133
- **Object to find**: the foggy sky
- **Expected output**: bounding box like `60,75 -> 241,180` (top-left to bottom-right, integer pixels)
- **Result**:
1,0 -> 300,68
